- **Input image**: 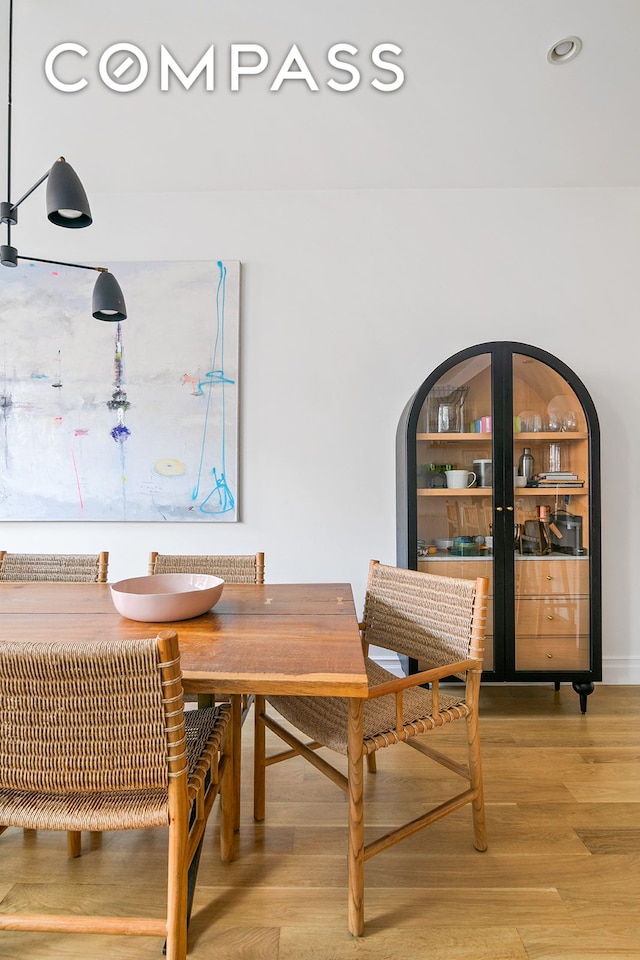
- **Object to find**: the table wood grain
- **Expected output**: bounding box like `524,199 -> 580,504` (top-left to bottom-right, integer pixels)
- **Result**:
0,582 -> 368,697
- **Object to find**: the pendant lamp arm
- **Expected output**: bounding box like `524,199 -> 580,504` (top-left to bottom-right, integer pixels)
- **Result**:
16,254 -> 108,273
9,169 -> 50,213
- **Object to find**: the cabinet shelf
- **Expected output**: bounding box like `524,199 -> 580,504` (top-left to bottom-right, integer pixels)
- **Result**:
417,432 -> 587,442
417,433 -> 491,441
516,432 -> 588,441
417,488 -> 491,497
417,486 -> 588,496
516,486 -> 588,495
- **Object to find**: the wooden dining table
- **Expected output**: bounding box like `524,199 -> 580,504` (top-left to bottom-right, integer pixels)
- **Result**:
0,579 -> 370,934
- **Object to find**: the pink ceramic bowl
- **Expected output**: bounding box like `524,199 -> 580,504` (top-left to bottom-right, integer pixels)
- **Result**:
110,573 -> 224,622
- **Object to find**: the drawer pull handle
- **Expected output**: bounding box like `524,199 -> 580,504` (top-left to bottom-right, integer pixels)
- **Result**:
496,506 -> 503,513
547,615 -> 554,621
546,653 -> 553,659
546,575 -> 553,581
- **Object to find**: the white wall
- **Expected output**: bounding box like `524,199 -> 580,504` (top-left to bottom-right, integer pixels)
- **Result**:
2,186 -> 639,681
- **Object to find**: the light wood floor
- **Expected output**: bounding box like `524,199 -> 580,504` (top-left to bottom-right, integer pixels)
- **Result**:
1,684 -> 639,960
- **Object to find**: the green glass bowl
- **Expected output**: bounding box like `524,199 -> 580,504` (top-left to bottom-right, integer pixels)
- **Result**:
451,537 -> 480,557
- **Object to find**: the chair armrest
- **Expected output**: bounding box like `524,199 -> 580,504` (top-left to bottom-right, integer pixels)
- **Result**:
367,659 -> 476,699
359,622 -> 369,656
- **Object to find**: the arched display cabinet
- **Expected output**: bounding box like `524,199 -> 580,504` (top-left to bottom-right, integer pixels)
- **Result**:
396,341 -> 601,712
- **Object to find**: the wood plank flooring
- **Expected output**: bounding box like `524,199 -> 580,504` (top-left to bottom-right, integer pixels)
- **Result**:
1,684 -> 639,959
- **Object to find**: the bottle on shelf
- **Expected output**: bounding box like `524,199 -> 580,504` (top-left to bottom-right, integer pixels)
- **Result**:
518,446 -> 534,482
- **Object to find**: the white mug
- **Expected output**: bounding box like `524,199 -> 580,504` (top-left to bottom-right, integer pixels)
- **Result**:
445,469 -> 476,489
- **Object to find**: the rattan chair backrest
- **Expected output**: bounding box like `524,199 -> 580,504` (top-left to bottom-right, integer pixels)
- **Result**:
0,551 -> 109,583
0,636 -> 172,795
362,561 -> 483,668
0,629 -> 232,957
149,551 -> 264,583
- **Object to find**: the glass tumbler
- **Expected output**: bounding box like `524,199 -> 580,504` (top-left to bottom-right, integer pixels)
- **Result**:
546,443 -> 563,473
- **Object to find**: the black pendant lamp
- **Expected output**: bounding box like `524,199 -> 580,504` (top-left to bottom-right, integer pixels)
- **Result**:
0,0 -> 127,321
92,270 -> 127,322
46,158 -> 93,228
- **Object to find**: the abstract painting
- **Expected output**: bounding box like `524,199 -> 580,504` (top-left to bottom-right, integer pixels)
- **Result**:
0,260 -> 240,521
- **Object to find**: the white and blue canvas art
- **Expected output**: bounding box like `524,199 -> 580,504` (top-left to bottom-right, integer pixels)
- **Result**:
0,260 -> 240,521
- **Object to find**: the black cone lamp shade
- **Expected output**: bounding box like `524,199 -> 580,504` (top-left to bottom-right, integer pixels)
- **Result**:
92,271 -> 127,322
46,159 -> 92,228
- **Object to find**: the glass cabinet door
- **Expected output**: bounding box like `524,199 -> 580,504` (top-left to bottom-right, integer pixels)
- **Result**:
511,353 -> 591,673
413,352 -> 495,671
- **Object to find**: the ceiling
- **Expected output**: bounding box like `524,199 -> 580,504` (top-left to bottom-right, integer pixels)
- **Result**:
1,0 -> 639,195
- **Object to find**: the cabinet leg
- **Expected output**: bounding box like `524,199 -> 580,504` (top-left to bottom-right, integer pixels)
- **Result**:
554,681 -> 561,692
572,681 -> 594,714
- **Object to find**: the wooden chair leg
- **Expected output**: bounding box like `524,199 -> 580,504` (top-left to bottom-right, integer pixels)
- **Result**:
241,693 -> 254,725
220,721 -> 235,863
365,752 -> 377,773
347,698 -> 365,937
67,830 -> 81,858
466,694 -> 487,852
253,694 -> 266,821
165,813 -> 189,960
231,695 -> 242,832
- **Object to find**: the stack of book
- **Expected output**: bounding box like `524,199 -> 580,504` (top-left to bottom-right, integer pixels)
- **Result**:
531,472 -> 584,487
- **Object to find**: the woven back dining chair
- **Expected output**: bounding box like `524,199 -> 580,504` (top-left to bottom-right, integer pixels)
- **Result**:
254,560 -> 489,936
149,551 -> 265,716
0,630 -> 234,960
0,550 -> 109,855
149,551 -> 264,584
0,550 -> 109,582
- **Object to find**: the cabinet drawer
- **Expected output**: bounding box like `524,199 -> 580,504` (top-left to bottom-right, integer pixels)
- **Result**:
515,597 -> 589,637
515,559 -> 589,597
516,636 -> 590,671
418,559 -> 493,590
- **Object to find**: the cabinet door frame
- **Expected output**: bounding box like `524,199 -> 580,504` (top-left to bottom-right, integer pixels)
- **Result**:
396,339 -> 602,685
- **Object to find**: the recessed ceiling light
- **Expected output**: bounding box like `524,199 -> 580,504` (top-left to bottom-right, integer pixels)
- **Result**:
547,36 -> 582,64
